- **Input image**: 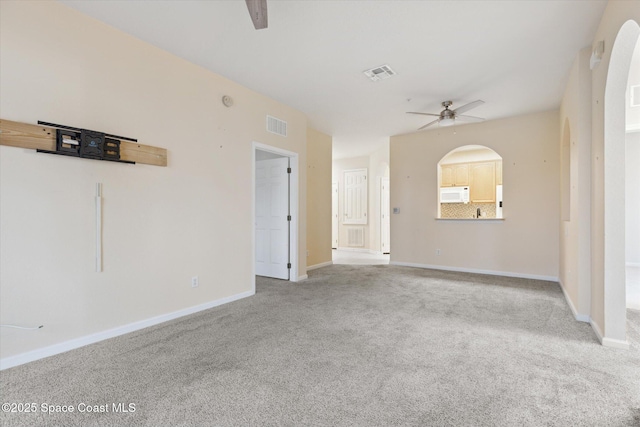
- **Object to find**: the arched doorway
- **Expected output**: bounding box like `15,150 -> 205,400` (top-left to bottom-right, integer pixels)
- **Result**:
602,19 -> 640,347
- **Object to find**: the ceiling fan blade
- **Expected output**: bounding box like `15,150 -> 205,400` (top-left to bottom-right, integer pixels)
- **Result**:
456,115 -> 485,122
418,119 -> 440,130
452,100 -> 484,115
245,0 -> 268,30
406,112 -> 440,117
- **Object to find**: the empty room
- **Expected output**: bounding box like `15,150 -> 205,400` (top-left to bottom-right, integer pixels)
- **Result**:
1,1 -> 639,426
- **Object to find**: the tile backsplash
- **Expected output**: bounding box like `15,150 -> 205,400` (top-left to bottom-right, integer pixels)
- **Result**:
441,202 -> 497,219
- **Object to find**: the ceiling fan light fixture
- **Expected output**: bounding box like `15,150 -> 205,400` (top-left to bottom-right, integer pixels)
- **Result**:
409,99 -> 484,130
439,116 -> 455,127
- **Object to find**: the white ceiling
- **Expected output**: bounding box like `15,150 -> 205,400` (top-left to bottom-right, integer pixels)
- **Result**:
60,0 -> 608,159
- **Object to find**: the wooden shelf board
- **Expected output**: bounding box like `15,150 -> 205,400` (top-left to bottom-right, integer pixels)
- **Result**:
0,119 -> 167,167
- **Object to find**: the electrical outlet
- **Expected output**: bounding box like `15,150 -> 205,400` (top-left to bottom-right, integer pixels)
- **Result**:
191,276 -> 199,288
436,249 -> 441,256
307,250 -> 310,257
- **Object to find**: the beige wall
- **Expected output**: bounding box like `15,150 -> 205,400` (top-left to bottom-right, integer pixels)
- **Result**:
588,1 -> 639,343
558,1 -> 639,346
0,1 -> 308,360
390,110 -> 560,279
306,128 -> 332,268
559,47 -> 593,321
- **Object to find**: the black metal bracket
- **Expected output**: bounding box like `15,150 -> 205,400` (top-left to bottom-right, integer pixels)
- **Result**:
36,121 -> 136,164
37,121 -> 137,142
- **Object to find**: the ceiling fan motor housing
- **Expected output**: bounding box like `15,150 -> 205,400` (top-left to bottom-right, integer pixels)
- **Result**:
441,109 -> 455,119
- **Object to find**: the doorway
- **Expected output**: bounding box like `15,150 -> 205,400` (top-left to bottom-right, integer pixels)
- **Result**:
625,36 -> 640,311
380,177 -> 390,254
253,143 -> 300,286
332,183 -> 339,249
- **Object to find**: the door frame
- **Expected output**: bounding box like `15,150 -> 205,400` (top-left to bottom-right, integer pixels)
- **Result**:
380,177 -> 390,254
252,142 -> 300,291
332,182 -> 339,249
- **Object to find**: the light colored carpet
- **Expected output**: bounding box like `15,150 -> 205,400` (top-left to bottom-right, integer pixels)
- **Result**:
1,264 -> 639,427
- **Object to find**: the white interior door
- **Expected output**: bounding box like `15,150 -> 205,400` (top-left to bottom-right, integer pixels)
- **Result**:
332,183 -> 339,249
344,169 -> 367,224
255,157 -> 290,280
381,177 -> 390,254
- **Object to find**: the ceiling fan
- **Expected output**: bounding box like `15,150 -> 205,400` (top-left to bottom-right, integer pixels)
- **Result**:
245,0 -> 268,30
407,100 -> 485,130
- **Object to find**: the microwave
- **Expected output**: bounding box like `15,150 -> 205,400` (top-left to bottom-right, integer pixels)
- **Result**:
440,186 -> 470,203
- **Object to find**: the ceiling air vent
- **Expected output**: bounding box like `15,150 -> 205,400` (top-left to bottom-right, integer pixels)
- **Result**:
267,115 -> 287,137
363,64 -> 396,82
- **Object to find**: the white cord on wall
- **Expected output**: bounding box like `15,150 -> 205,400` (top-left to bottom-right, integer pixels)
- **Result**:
0,324 -> 43,330
96,182 -> 103,273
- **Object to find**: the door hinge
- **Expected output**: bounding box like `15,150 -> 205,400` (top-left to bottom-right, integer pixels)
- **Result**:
287,167 -> 292,173
287,215 -> 291,221
287,263 -> 291,269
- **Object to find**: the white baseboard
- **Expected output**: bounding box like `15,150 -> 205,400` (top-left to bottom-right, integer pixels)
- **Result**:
0,290 -> 255,371
590,319 -> 604,344
558,278 -> 591,323
307,261 -> 333,271
389,261 -> 559,282
589,320 -> 629,349
602,337 -> 630,350
589,318 -> 630,350
294,275 -> 308,282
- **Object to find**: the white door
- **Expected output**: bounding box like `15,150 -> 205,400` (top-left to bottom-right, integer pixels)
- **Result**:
381,177 -> 390,254
255,157 -> 290,280
332,183 -> 339,249
343,169 -> 367,224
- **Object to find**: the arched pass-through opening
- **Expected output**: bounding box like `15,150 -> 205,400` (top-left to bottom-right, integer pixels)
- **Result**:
437,145 -> 503,220
626,35 -> 640,312
603,19 -> 639,347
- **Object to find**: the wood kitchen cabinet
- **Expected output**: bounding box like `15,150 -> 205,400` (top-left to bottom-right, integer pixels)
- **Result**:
470,161 -> 496,202
440,163 -> 469,187
495,160 -> 503,185
441,165 -> 454,187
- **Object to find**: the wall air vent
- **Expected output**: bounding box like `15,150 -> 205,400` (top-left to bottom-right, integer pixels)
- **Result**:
363,64 -> 396,82
266,115 -> 287,137
347,227 -> 365,247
